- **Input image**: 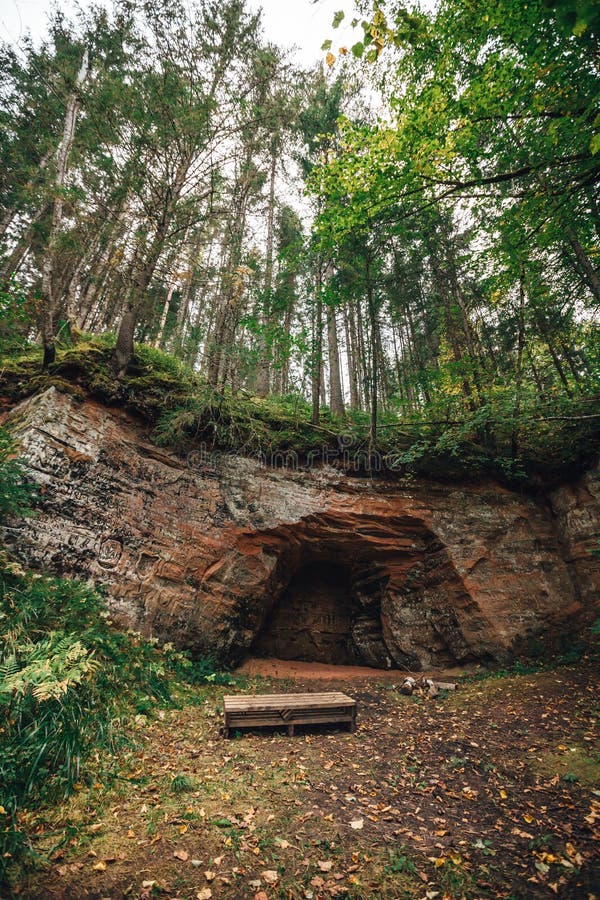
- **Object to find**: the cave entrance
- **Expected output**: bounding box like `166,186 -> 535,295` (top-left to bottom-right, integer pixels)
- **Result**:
252,561 -> 365,665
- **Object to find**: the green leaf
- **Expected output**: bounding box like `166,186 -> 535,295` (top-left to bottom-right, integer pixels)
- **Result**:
332,10 -> 345,29
321,39 -> 332,51
351,41 -> 365,58
590,133 -> 600,155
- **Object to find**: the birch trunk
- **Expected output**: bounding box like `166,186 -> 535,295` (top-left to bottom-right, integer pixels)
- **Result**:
40,49 -> 89,367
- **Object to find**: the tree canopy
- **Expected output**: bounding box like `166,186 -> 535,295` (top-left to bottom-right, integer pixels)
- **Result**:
0,0 -> 598,480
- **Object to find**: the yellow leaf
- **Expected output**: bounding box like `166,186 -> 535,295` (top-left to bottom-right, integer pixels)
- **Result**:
92,861 -> 106,872
326,52 -> 336,68
435,856 -> 446,868
523,814 -> 534,824
499,789 -> 508,800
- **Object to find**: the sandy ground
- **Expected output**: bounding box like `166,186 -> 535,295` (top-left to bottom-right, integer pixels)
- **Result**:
234,655 -> 481,681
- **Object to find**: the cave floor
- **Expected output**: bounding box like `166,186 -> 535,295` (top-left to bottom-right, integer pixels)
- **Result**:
17,660 -> 600,900
234,656 -> 481,681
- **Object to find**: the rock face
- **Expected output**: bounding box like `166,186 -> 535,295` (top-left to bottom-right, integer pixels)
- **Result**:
2,387 -> 599,669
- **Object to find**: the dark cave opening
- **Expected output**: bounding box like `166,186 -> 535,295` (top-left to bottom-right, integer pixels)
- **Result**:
252,559 -> 388,666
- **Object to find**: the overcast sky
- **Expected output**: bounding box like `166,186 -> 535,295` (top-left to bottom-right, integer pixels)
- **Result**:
0,0 -> 358,67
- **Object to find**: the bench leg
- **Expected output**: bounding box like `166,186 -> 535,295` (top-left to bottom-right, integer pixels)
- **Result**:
287,724 -> 294,737
348,710 -> 357,732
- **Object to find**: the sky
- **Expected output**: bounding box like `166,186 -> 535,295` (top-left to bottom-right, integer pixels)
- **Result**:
0,0 -> 358,68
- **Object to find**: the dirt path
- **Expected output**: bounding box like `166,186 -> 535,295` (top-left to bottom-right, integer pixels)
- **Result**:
234,657 -> 479,681
18,662 -> 600,900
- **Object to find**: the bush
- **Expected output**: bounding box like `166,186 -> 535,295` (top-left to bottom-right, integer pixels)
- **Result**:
0,427 -> 36,520
0,562 -> 187,884
0,426 -> 185,888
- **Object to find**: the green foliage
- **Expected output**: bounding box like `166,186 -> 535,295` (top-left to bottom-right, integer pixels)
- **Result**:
384,846 -> 416,875
0,427 -> 194,885
2,338 -> 598,484
0,427 -> 36,521
170,773 -> 196,794
0,562 -> 184,878
0,282 -> 32,354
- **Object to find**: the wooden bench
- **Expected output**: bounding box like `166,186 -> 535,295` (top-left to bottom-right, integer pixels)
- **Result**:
223,692 -> 357,738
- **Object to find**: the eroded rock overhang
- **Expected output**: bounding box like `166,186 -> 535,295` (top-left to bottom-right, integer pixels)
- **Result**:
1,387 -> 598,668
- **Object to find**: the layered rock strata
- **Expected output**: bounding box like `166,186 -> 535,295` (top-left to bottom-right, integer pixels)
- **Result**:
2,388 -> 598,668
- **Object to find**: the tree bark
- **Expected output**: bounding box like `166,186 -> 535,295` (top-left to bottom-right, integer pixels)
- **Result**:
40,49 -> 89,368
365,250 -> 378,452
154,282 -> 176,348
326,264 -> 344,418
567,228 -> 600,304
255,146 -> 277,397
311,262 -> 323,425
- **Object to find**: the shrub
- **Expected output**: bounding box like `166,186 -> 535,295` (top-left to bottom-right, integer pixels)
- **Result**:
0,427 -> 182,888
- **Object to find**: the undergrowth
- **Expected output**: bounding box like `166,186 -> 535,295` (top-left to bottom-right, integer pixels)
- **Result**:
0,426 -> 231,891
1,336 -> 599,484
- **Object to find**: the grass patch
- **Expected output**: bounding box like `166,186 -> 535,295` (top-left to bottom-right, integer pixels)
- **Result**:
530,746 -> 600,786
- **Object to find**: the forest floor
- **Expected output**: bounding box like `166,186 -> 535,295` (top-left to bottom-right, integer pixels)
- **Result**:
17,660 -> 600,900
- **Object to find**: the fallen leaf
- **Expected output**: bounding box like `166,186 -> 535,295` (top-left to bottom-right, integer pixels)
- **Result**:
262,870 -> 279,885
350,819 -> 364,830
196,890 -> 212,900
92,861 -> 106,872
204,870 -> 216,881
318,860 -> 333,872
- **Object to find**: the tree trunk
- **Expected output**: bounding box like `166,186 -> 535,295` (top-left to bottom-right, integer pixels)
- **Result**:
365,251 -> 378,452
343,304 -> 360,410
40,49 -> 89,368
567,229 -> 600,304
311,263 -> 323,426
511,264 -> 526,459
326,264 -> 344,418
255,146 -> 277,397
154,282 -> 176,348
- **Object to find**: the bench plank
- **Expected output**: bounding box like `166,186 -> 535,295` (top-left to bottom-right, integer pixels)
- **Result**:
223,692 -> 356,738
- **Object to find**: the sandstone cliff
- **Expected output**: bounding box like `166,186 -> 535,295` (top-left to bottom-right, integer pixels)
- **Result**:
2,387 -> 599,669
